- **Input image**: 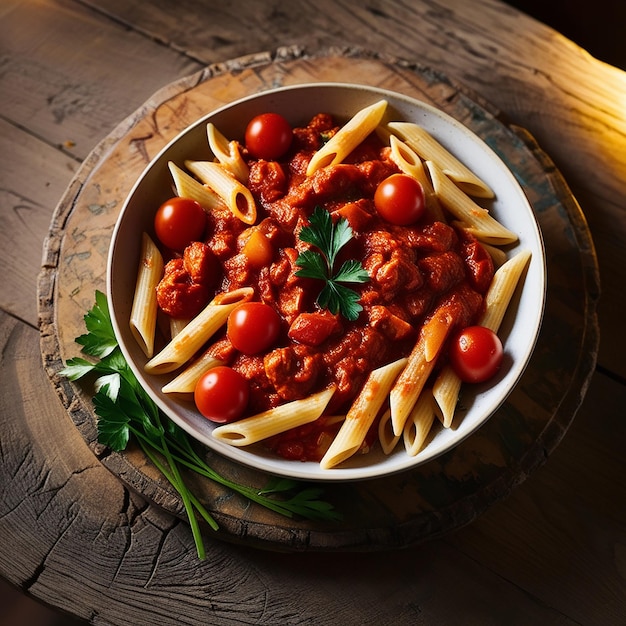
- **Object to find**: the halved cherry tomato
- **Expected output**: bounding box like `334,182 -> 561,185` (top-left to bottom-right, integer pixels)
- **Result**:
244,113 -> 293,160
194,366 -> 249,423
154,197 -> 206,251
241,229 -> 274,268
227,302 -> 282,354
449,325 -> 504,383
374,173 -> 425,225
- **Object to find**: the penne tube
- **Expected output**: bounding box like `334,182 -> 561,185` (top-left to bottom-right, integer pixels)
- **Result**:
168,161 -> 226,212
320,358 -> 407,469
388,135 -> 429,185
130,232 -> 164,358
162,350 -> 223,394
431,365 -> 462,428
144,287 -> 253,375
212,386 -> 336,447
480,241 -> 509,268
426,161 -> 518,245
388,135 -> 446,222
169,317 -> 190,339
206,123 -> 249,183
387,122 -> 494,198
306,99 -> 388,175
432,249 -> 532,427
403,390 -> 436,456
389,308 -> 455,436
185,160 -> 257,225
374,123 -> 393,145
479,249 -> 532,332
450,220 -> 509,267
377,408 -> 400,455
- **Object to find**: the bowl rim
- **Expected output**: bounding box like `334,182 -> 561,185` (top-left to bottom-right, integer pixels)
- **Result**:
107,81 -> 546,482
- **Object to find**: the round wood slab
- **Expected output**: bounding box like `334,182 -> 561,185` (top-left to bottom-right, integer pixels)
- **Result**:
38,47 -> 600,551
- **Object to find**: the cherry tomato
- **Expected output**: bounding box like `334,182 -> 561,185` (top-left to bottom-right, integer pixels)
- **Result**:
154,197 -> 206,251
227,302 -> 282,354
241,229 -> 274,268
194,366 -> 249,423
449,326 -> 504,384
244,113 -> 293,160
374,174 -> 426,225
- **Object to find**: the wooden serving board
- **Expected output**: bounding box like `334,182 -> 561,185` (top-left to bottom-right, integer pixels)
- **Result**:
38,47 -> 599,551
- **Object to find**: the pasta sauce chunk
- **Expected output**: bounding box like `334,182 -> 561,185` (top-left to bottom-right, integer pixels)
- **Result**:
155,112 -> 495,462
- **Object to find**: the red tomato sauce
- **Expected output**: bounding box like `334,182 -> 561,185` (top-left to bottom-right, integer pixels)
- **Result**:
156,113 -> 494,461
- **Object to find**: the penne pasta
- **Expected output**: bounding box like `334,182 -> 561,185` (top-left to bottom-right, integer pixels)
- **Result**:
403,390 -> 436,456
389,308 -> 455,436
144,287 -> 253,375
168,161 -> 226,212
426,160 -> 518,245
185,160 -> 257,225
377,408 -> 400,455
387,122 -> 494,198
431,365 -> 462,428
306,100 -> 388,175
388,135 -> 446,222
320,358 -> 407,469
169,317 -> 190,339
129,232 -> 164,358
472,236 -> 509,268
374,123 -> 393,145
206,123 -> 249,183
432,249 -> 532,427
161,350 -> 223,395
212,386 -> 336,447
450,220 -> 509,267
479,249 -> 532,332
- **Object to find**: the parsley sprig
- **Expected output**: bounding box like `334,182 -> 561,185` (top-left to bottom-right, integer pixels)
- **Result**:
61,291 -> 341,559
295,206 -> 369,321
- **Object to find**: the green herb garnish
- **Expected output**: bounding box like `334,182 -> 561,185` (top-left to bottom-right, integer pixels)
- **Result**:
61,291 -> 341,559
295,206 -> 369,321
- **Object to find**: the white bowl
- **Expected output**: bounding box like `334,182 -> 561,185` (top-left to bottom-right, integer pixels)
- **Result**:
107,83 -> 545,481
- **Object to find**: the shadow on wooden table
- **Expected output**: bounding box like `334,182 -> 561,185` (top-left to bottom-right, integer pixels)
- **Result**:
0,580 -> 85,625
504,0 -> 626,69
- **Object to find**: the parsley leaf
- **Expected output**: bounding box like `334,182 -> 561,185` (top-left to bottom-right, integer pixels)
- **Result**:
295,206 -> 369,321
292,249 -> 328,279
318,281 -> 364,322
62,291 -> 342,558
93,384 -> 130,451
333,259 -> 370,283
75,290 -> 118,357
60,357 -> 99,381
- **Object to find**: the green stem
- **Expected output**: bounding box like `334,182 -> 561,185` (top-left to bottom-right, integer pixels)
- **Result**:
137,430 -> 299,518
166,436 -> 299,517
139,440 -> 220,533
132,428 -> 210,559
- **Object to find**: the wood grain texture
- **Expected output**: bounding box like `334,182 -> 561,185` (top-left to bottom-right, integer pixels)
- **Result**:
2,0 -> 623,374
38,49 -> 599,552
0,0 -> 201,160
1,0 -> 624,623
0,119 -> 78,326
91,0 -> 626,202
1,311 -> 622,623
450,371 -> 626,625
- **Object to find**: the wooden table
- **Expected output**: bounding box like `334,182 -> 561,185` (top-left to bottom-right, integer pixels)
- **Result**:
1,1 -> 625,624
